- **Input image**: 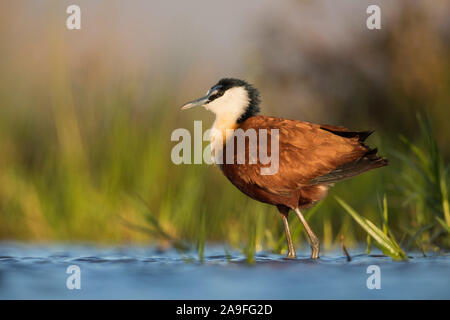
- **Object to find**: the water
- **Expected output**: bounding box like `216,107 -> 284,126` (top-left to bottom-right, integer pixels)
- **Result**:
0,243 -> 448,299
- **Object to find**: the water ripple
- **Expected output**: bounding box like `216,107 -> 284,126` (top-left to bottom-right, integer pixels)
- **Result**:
0,243 -> 448,299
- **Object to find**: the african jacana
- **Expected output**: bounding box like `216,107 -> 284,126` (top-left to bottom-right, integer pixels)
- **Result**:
181,78 -> 387,259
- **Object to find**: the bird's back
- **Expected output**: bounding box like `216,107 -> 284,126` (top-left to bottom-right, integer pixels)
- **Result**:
221,115 -> 387,209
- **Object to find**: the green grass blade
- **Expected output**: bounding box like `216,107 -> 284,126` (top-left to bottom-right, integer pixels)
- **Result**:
405,223 -> 435,250
436,217 -> 450,234
382,194 -> 388,236
197,210 -> 206,263
336,197 -> 408,261
440,175 -> 450,227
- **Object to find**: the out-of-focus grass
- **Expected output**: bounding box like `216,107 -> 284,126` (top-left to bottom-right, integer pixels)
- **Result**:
390,114 -> 450,252
0,59 -> 449,256
1,71 -> 448,258
337,114 -> 450,259
0,7 -> 448,258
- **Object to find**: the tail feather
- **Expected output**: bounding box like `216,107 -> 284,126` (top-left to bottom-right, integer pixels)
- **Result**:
311,148 -> 388,185
314,125 -> 387,185
320,126 -> 374,142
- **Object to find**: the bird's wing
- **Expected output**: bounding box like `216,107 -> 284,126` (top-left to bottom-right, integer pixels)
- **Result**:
222,115 -> 380,196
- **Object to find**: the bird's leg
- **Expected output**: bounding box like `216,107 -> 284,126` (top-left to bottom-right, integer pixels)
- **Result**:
294,208 -> 320,259
281,212 -> 296,259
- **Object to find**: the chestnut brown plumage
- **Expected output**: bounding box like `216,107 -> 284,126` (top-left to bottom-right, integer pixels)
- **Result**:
181,78 -> 388,259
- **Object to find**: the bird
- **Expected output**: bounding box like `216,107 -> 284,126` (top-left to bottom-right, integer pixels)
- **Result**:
180,78 -> 388,259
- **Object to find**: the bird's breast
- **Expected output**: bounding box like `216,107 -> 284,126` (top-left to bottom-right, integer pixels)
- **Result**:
209,118 -> 238,166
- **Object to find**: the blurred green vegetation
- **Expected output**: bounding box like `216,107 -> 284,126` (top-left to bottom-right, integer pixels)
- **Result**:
0,1 -> 449,256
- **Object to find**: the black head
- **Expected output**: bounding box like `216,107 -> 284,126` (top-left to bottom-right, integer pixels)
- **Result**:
181,78 -> 260,123
210,78 -> 260,123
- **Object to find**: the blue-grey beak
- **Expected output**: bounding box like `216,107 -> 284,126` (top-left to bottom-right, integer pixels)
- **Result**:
180,85 -> 221,110
180,95 -> 209,110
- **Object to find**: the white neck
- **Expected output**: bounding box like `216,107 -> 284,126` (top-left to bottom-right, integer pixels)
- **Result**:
205,87 -> 249,160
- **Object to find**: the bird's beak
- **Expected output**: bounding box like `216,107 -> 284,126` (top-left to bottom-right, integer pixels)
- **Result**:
180,95 -> 209,110
180,85 -> 221,110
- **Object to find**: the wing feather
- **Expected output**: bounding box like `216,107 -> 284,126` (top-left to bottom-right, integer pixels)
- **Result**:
221,115 -> 381,196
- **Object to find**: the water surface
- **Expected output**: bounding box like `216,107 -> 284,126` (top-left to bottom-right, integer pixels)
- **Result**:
0,243 -> 448,299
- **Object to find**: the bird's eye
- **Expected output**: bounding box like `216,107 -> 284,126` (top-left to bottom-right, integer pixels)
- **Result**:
208,90 -> 224,102
209,93 -> 218,101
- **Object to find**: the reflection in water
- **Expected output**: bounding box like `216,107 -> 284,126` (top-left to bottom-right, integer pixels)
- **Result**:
0,243 -> 449,299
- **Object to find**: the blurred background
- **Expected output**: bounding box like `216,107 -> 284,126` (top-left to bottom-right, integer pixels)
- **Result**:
0,0 -> 449,254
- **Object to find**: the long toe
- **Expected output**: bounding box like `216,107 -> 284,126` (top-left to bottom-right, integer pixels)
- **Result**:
285,251 -> 297,259
311,246 -> 320,259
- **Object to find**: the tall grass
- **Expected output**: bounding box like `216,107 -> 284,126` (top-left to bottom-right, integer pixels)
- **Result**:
337,195 -> 408,261
0,88 -> 449,258
0,45 -> 448,258
392,114 -> 450,252
336,114 -> 450,259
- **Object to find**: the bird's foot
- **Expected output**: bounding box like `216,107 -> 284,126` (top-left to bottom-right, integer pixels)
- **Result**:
310,238 -> 320,259
285,251 -> 297,259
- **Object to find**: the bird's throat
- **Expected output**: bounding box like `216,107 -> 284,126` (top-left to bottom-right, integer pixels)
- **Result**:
210,115 -> 239,162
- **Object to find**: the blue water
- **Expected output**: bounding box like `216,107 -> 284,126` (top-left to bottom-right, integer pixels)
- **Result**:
0,243 -> 449,299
